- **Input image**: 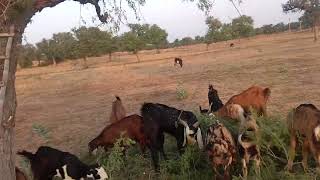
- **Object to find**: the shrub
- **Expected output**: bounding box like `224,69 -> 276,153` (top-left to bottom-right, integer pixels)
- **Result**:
176,82 -> 188,100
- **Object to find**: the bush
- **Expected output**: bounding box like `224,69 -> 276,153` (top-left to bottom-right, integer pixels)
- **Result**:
176,82 -> 188,100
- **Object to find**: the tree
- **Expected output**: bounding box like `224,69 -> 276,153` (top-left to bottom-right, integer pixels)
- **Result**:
36,38 -> 59,65
50,32 -> 78,60
179,37 -> 194,46
120,31 -> 145,62
299,11 -> 314,29
17,44 -> 36,68
273,23 -> 287,32
146,24 -> 168,53
231,15 -> 255,38
0,0 -> 217,178
204,16 -> 222,49
283,0 -> 320,41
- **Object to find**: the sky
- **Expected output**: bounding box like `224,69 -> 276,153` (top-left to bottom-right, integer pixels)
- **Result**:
23,0 -> 302,44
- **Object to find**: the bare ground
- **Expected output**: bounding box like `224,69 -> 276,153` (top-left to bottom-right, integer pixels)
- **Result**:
15,31 -> 320,159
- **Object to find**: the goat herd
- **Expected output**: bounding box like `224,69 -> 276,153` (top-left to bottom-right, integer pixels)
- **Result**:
16,84 -> 320,180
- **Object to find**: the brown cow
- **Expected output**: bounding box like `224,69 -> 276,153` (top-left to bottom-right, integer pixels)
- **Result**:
224,86 -> 271,116
109,96 -> 126,123
89,114 -> 148,153
16,167 -> 27,180
287,104 -> 320,172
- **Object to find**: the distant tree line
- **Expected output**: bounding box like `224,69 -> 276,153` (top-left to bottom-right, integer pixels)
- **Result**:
18,12 -> 313,68
18,24 -> 168,68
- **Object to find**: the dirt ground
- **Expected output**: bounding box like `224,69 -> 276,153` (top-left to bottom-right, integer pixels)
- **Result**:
15,31 -> 320,159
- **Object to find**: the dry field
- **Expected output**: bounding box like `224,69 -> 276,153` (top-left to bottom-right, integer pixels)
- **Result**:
15,31 -> 320,160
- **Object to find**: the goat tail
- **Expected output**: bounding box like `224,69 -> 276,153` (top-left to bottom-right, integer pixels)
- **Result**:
17,150 -> 35,161
115,96 -> 121,101
263,88 -> 271,99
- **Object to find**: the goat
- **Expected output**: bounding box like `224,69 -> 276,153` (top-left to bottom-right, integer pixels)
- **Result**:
89,114 -> 148,154
17,146 -> 108,180
140,103 -> 203,170
174,57 -> 183,68
287,104 -> 320,172
224,86 -> 271,116
208,84 -> 224,113
237,110 -> 260,178
205,121 -> 236,180
109,96 -> 126,123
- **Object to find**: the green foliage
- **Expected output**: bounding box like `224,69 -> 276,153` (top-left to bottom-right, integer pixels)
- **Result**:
232,15 -> 255,38
176,82 -> 188,100
18,44 -> 36,68
72,26 -> 114,58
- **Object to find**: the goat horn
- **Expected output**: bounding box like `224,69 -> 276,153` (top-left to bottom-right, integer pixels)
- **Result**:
178,119 -> 188,127
238,134 -> 253,149
193,121 -> 200,128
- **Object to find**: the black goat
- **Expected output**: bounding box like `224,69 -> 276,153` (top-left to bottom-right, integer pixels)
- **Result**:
18,146 -> 108,180
141,103 -> 203,170
208,84 -> 224,113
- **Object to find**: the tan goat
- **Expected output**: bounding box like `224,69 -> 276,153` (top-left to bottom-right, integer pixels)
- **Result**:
287,104 -> 320,172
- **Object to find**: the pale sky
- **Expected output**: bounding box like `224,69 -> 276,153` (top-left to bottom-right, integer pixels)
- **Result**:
23,0 -> 301,44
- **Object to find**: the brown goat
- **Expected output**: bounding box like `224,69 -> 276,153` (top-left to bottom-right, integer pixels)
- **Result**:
205,122 -> 236,180
287,104 -> 320,172
16,167 -> 27,180
109,96 -> 126,123
224,86 -> 271,116
89,114 -> 148,153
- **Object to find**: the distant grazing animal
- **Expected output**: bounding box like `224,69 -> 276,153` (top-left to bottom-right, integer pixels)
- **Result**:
109,96 -> 126,123
16,167 -> 27,180
208,85 -> 224,113
17,146 -> 108,180
174,57 -> 183,67
205,121 -> 236,180
287,104 -> 320,172
230,43 -> 234,47
237,110 -> 260,178
199,106 -> 209,114
141,103 -> 203,170
89,114 -> 148,154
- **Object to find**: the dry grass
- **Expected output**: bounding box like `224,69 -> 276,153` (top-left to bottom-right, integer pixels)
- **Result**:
15,31 -> 320,162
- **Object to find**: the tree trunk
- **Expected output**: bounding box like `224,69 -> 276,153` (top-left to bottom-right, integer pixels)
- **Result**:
108,52 -> 112,62
314,15 -> 319,42
0,25 -> 19,180
82,56 -> 88,69
38,59 -> 41,67
52,57 -> 57,66
135,52 -> 140,63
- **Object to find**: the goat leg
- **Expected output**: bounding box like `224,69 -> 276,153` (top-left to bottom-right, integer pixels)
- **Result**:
302,140 -> 310,172
287,134 -> 297,172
